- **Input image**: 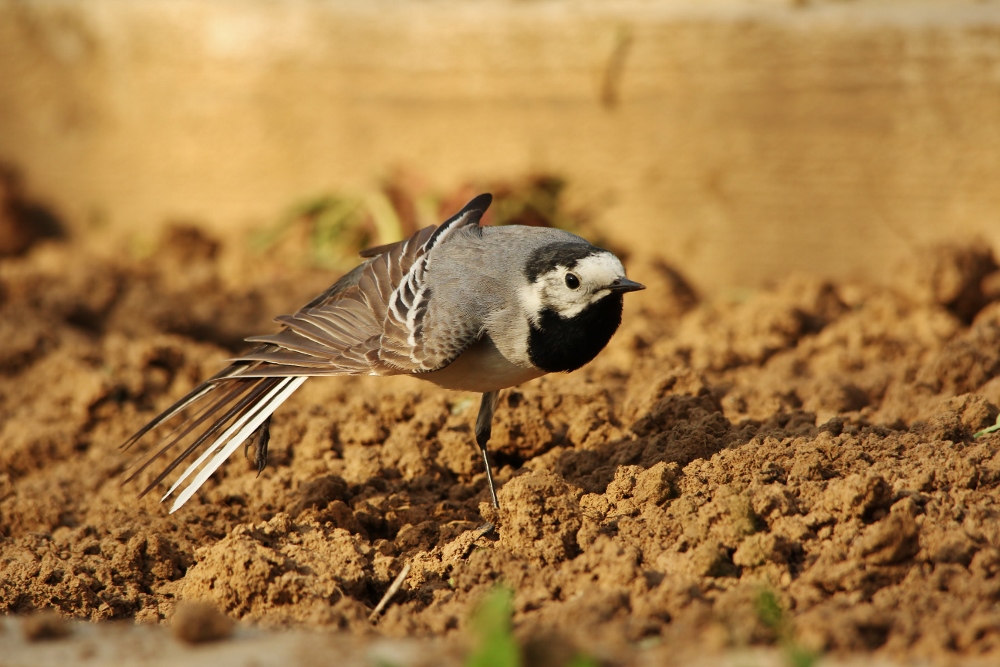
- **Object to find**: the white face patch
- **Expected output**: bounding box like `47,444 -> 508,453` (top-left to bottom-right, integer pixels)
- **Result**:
524,251 -> 627,321
519,281 -> 545,324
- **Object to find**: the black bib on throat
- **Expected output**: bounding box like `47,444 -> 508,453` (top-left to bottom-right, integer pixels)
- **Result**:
527,294 -> 624,373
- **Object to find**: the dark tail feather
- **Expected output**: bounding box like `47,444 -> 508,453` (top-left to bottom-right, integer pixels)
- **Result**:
135,378 -> 282,499
122,379 -> 254,488
119,348 -> 311,510
119,364 -> 246,452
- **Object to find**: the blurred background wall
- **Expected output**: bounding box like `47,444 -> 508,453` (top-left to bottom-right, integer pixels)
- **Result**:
1,0 -> 999,292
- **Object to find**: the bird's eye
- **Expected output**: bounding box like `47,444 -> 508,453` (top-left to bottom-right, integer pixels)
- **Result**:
565,273 -> 580,289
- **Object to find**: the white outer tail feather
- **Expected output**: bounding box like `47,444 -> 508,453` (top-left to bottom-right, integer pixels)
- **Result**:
161,378 -> 290,506
164,377 -> 308,513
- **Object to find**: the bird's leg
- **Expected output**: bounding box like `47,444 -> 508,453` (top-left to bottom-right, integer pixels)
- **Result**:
475,391 -> 501,509
244,414 -> 271,477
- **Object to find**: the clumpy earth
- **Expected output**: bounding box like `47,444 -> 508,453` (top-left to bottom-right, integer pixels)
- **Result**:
2,224 -> 1000,666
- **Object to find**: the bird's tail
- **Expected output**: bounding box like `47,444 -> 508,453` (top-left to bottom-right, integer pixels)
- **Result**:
121,364 -> 306,513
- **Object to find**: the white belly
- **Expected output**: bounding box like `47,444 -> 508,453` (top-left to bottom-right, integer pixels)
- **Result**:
419,337 -> 545,393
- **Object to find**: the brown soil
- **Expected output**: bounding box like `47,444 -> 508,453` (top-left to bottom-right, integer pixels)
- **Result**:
2,225 -> 1000,665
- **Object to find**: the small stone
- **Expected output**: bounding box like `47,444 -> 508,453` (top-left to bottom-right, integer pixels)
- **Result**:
172,601 -> 234,644
22,611 -> 71,642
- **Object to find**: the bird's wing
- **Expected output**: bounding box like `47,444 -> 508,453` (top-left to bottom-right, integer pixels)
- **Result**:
233,192 -> 492,376
375,194 -> 493,372
121,194 -> 492,512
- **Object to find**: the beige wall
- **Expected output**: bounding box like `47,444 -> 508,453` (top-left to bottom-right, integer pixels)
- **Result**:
1,0 -> 999,291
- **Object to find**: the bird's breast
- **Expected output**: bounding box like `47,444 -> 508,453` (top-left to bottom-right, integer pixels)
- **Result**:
418,336 -> 545,393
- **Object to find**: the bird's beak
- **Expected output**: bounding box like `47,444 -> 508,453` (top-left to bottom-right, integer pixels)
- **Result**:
608,277 -> 646,294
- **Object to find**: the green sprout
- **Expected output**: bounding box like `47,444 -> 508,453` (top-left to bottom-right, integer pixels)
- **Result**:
464,586 -> 600,667
250,193 -> 395,272
974,413 -> 1000,439
755,589 -> 785,633
754,589 -> 820,667
467,586 -> 520,667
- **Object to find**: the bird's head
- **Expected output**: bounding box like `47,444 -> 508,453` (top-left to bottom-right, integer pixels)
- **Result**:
521,242 -> 644,323
519,241 -> 644,373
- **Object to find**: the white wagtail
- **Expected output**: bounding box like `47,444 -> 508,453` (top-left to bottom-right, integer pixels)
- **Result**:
122,194 -> 644,513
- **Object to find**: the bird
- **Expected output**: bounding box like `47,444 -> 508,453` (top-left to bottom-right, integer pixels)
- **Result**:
121,193 -> 645,515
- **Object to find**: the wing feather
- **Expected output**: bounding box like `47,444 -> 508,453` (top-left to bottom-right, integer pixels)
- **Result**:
243,332 -> 336,358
